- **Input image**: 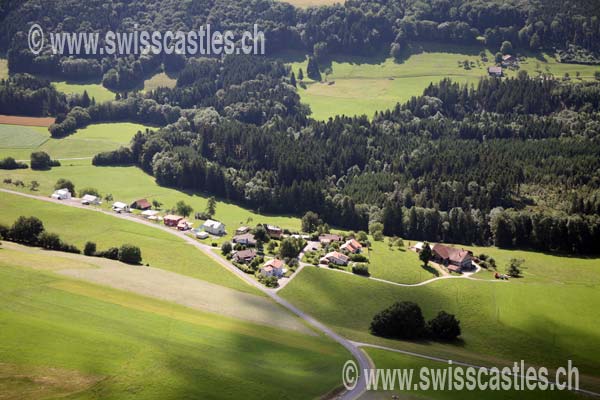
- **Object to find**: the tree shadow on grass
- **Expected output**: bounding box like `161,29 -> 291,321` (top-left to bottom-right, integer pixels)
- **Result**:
422,263 -> 439,277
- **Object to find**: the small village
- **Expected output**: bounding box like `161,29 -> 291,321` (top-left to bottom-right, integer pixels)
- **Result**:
51,187 -> 494,288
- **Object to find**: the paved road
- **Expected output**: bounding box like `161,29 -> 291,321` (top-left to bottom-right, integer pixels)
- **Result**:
0,188 -> 371,400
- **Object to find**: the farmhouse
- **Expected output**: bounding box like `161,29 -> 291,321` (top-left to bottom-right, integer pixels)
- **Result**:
233,233 -> 257,246
320,251 -> 349,266
202,219 -> 226,236
164,214 -> 183,227
261,258 -> 284,277
319,233 -> 342,245
51,188 -> 71,200
432,244 -> 473,271
266,225 -> 283,239
112,201 -> 129,212
488,66 -> 503,77
80,194 -> 100,205
232,249 -> 257,264
502,54 -> 518,67
130,198 -> 152,210
341,239 -> 362,254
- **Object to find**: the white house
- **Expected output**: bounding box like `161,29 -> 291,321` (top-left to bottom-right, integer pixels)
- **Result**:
112,201 -> 129,213
51,189 -> 71,200
320,251 -> 349,266
202,219 -> 226,236
81,194 -> 100,205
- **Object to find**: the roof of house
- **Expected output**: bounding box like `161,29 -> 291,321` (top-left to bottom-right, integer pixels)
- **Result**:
325,251 -> 349,262
233,233 -> 256,242
113,201 -> 128,209
319,233 -> 342,242
141,209 -> 159,216
264,258 -> 284,269
132,198 -> 151,209
432,244 -> 471,263
267,225 -> 282,232
488,66 -> 503,74
164,214 -> 183,222
234,249 -> 256,260
203,219 -> 224,229
341,238 -> 362,252
81,194 -> 98,201
236,226 -> 249,232
502,54 -> 514,61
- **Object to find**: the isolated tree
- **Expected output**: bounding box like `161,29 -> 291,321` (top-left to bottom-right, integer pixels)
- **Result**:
79,187 -> 100,197
84,241 -> 97,256
54,178 -> 75,195
506,258 -> 525,277
81,90 -> 91,108
500,41 -> 513,55
206,196 -> 217,217
494,52 -> 503,64
301,211 -> 322,233
29,181 -> 39,191
279,237 -> 304,259
370,301 -> 426,339
419,242 -> 432,266
118,244 -> 142,264
290,71 -> 297,87
369,222 -> 384,241
30,151 -> 56,170
221,241 -> 232,255
175,200 -> 193,217
152,199 -> 163,210
427,311 -> 461,341
306,57 -> 321,81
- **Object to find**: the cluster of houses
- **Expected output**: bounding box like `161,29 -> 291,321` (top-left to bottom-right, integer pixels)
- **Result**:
487,54 -> 519,77
315,235 -> 363,267
229,224 -> 289,278
411,242 -> 474,273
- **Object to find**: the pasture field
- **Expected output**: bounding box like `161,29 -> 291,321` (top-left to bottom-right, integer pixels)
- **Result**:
52,81 -> 116,103
366,239 -> 436,284
287,43 -> 600,120
280,250 -> 600,389
0,191 -> 260,295
142,72 -> 177,92
361,348 -> 586,400
0,122 -> 152,160
0,124 -> 49,148
0,160 -> 303,239
0,255 -> 349,399
0,58 -> 7,80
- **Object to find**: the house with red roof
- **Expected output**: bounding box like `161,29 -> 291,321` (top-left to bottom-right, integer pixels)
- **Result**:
341,238 -> 362,254
432,244 -> 473,272
320,251 -> 349,266
260,258 -> 284,277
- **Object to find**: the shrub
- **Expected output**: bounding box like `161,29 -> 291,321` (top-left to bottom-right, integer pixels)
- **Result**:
0,157 -> 28,170
258,275 -> 279,288
118,244 -> 142,264
9,216 -> 45,245
370,301 -> 426,339
92,147 -> 133,166
97,247 -> 119,260
30,151 -> 60,170
54,178 -> 75,195
350,253 -> 368,263
352,263 -> 370,276
84,241 -> 97,256
39,231 -> 62,250
79,187 -> 101,198
221,241 -> 232,255
427,311 -> 461,341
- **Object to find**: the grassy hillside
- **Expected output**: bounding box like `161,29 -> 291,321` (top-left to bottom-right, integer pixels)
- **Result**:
0,160 -> 302,238
362,348 -> 587,399
287,43 -> 600,120
142,72 -> 177,92
0,191 -> 259,294
0,122 -> 152,160
0,253 -> 349,399
280,251 -> 600,386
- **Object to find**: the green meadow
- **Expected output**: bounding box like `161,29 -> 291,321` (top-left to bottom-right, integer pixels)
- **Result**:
52,80 -> 116,103
362,348 -> 587,400
280,252 -> 600,388
0,191 -> 259,294
287,43 -> 600,120
0,58 -> 8,80
0,122 -> 152,160
142,72 -> 177,92
0,253 -> 349,399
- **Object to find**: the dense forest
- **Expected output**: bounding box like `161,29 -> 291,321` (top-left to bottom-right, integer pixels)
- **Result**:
2,0 -> 600,88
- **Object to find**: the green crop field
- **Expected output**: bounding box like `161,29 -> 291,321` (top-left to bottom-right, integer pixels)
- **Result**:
0,124 -> 49,148
52,81 -> 116,103
0,191 -> 260,294
0,122 -> 152,160
287,43 -> 600,120
0,160 -> 302,240
280,250 -> 600,389
362,348 -> 586,399
0,253 -> 349,399
142,72 -> 177,92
